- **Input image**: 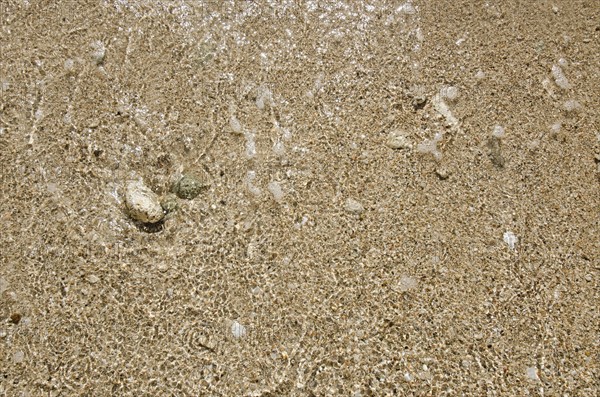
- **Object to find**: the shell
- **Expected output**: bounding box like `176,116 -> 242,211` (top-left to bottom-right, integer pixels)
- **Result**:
125,180 -> 164,224
231,321 -> 247,338
386,129 -> 412,150
344,198 -> 365,214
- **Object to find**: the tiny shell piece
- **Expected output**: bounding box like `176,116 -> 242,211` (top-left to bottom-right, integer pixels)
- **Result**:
345,198 -> 365,214
90,41 -> 106,65
386,129 -> 412,150
231,321 -> 247,338
125,180 -> 164,223
503,231 -> 518,250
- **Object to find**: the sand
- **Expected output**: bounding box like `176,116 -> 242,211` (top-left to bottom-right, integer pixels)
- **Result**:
1,1 -> 598,395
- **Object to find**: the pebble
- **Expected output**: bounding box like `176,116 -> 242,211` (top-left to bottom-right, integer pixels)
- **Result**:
125,180 -> 165,224
409,85 -> 427,109
487,136 -> 505,168
435,166 -> 451,180
345,198 -> 365,214
386,129 -> 412,150
86,274 -> 100,284
172,173 -> 210,200
563,99 -> 581,112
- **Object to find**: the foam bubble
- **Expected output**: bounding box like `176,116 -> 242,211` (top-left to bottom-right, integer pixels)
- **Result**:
492,125 -> 505,138
267,181 -> 284,202
551,65 -> 570,89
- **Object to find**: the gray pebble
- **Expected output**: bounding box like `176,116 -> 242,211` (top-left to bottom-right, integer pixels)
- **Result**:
172,174 -> 209,200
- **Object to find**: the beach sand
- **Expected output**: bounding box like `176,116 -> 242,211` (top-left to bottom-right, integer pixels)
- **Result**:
1,1 -> 598,395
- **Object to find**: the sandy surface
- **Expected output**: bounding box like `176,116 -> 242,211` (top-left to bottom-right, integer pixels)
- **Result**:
1,1 -> 599,395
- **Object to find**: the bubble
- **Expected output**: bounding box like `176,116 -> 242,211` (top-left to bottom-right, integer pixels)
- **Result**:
13,351 -> 25,364
492,125 -> 505,138
440,86 -> 459,102
563,99 -> 580,112
272,140 -> 285,157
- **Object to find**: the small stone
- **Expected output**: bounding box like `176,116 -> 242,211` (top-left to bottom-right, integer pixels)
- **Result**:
172,174 -> 209,200
86,274 -> 100,284
410,85 -> 427,109
435,166 -> 451,180
88,118 -> 100,129
345,198 -> 365,214
10,313 -> 22,325
386,129 -> 412,150
487,136 -> 505,168
492,125 -> 505,138
229,115 -> 243,134
125,180 -> 165,224
398,275 -> 418,292
64,58 -> 75,73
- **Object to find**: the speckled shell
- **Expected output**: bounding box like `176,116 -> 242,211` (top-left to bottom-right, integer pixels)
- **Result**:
125,180 -> 164,224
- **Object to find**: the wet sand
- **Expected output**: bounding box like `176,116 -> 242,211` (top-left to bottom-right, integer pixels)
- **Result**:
1,1 -> 598,395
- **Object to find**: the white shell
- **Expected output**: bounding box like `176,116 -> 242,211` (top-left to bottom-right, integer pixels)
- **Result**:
398,275 -> 418,292
229,115 -> 243,134
268,181 -> 284,202
345,198 -> 365,214
503,231 -> 518,250
386,129 -> 412,150
525,367 -> 539,381
231,321 -> 247,338
125,180 -> 164,223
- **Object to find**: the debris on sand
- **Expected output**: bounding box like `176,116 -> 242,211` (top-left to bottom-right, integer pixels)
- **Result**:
125,180 -> 165,224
